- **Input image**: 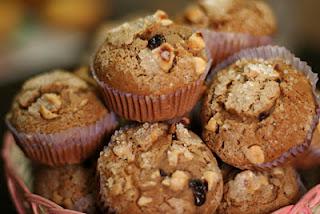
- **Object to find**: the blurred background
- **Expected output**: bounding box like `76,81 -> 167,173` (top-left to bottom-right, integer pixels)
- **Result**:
0,0 -> 319,212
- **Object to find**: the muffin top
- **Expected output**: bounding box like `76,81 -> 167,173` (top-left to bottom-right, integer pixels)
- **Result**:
97,123 -> 223,214
94,10 -> 208,95
34,164 -> 97,214
178,0 -> 276,36
202,58 -> 318,169
218,167 -> 300,214
7,70 -> 108,133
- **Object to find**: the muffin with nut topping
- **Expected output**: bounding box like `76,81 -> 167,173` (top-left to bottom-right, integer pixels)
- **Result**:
178,0 -> 276,36
202,57 -> 319,169
177,0 -> 275,65
34,163 -> 98,214
97,123 -> 223,214
6,70 -> 117,166
218,167 -> 301,214
93,10 -> 211,122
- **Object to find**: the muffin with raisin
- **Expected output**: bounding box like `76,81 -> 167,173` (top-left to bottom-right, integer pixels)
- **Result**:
93,10 -> 211,122
202,47 -> 319,170
97,123 -> 223,214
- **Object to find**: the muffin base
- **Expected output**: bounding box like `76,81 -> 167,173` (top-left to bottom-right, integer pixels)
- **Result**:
6,112 -> 117,166
91,60 -> 212,122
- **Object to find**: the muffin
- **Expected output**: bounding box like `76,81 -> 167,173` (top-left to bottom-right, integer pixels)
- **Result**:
218,167 -> 301,214
177,0 -> 275,65
202,52 -> 319,169
6,70 -> 117,166
97,123 -> 223,214
179,0 -> 276,36
34,163 -> 98,213
93,10 -> 211,122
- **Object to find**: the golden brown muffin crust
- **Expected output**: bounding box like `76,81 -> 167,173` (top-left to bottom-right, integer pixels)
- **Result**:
179,0 -> 276,36
7,70 -> 108,133
34,164 -> 98,213
202,58 -> 318,169
218,167 -> 300,214
94,11 -> 208,95
97,123 -> 223,214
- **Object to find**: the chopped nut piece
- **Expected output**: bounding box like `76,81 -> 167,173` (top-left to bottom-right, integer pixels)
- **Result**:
152,43 -> 175,72
39,105 -> 59,120
161,171 -> 189,191
162,178 -> 171,186
79,99 -> 88,107
43,93 -> 62,110
202,171 -> 220,191
112,142 -> 135,162
193,57 -> 207,75
243,145 -> 265,164
137,196 -> 153,206
150,170 -> 160,179
206,117 -> 218,132
188,32 -> 205,51
154,10 -> 169,21
170,170 -> 189,191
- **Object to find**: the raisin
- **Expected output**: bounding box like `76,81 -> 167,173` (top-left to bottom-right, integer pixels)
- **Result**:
258,112 -> 269,121
147,34 -> 166,49
159,169 -> 168,177
189,179 -> 208,206
172,133 -> 177,140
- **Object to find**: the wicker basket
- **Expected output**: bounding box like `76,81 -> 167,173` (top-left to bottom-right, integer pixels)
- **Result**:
2,132 -> 320,214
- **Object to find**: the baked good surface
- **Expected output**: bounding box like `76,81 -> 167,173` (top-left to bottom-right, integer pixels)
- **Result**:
218,167 -> 300,214
97,123 -> 223,214
7,70 -> 108,133
94,11 -> 208,95
34,164 -> 98,214
178,0 -> 276,36
202,58 -> 318,169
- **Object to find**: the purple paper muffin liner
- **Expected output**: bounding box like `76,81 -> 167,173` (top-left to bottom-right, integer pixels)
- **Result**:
209,45 -> 320,170
91,58 -> 212,122
201,29 -> 273,67
6,112 -> 117,166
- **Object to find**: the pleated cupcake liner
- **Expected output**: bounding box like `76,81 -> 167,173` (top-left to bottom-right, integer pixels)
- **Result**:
6,112 -> 117,166
91,59 -> 212,122
201,29 -> 273,67
210,45 -> 320,170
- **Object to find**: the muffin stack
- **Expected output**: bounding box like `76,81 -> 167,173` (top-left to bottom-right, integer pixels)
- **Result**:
5,3 -> 320,214
6,70 -> 118,213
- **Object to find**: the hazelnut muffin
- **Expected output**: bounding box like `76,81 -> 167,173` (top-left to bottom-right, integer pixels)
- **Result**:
93,10 -> 211,122
202,57 -> 319,169
97,123 -> 223,214
177,0 -> 275,66
178,0 -> 276,36
34,163 -> 98,213
6,70 -> 117,166
218,167 -> 301,214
